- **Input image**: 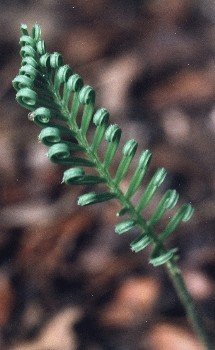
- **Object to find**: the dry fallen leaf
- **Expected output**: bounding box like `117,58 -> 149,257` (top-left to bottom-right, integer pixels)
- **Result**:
9,308 -> 82,350
146,323 -> 204,350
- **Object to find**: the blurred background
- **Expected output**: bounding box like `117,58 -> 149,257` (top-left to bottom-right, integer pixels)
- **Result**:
0,0 -> 215,349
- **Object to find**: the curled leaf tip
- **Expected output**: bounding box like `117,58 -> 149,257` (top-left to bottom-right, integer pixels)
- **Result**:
93,108 -> 109,126
105,124 -> 121,142
122,139 -> 138,157
149,247 -> 178,267
78,192 -> 116,206
79,85 -> 95,104
115,220 -> 136,234
130,234 -> 152,253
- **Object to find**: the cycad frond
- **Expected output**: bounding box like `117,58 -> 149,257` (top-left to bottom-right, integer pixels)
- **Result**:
13,23 -> 194,267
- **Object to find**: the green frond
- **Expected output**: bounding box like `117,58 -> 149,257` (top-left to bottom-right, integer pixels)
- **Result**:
13,23 -> 194,267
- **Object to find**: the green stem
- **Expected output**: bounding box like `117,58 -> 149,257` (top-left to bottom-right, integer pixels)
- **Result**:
166,260 -> 213,349
47,75 -> 212,350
